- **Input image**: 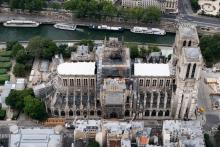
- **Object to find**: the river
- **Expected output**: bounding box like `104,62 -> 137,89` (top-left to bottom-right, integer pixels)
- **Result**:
0,24 -> 175,44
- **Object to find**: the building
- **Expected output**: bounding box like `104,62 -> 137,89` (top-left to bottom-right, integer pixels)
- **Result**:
37,24 -> 202,121
74,120 -> 101,141
121,0 -> 178,13
9,126 -> 62,147
162,120 -> 205,147
71,45 -> 95,62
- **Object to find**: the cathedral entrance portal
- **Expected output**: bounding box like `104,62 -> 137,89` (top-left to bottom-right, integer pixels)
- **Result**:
110,112 -> 118,118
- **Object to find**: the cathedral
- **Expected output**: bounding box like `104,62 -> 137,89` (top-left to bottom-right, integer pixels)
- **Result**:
38,24 -> 203,120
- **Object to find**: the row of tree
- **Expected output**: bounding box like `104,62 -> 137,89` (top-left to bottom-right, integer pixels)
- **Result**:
5,89 -> 47,121
8,0 -> 46,12
200,33 -> 220,67
64,0 -> 161,23
130,44 -> 161,59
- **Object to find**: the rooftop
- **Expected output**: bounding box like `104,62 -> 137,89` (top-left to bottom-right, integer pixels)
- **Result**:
9,127 -> 61,147
57,62 -> 95,75
134,63 -> 170,77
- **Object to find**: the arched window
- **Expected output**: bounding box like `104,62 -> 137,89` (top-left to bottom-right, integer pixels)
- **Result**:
158,110 -> 163,116
97,110 -> 102,116
191,63 -> 196,78
90,111 -> 94,116
61,111 -> 65,116
125,110 -> 130,117
165,110 -> 170,116
76,110 -> 80,116
188,40 -> 192,47
183,40 -> 186,46
69,110 -> 73,116
186,63 -> 191,78
151,110 -> 156,116
54,110 -> 59,116
145,110 -> 150,116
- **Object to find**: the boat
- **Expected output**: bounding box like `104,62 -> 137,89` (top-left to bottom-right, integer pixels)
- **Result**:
54,23 -> 77,31
89,25 -> 124,31
3,20 -> 40,27
130,26 -> 166,35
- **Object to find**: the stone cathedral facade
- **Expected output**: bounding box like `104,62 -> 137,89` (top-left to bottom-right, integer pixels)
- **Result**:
40,24 -> 203,120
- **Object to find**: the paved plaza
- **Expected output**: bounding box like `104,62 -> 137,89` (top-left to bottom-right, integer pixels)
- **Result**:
198,0 -> 220,16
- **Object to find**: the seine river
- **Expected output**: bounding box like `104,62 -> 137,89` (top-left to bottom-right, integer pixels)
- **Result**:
0,24 -> 175,44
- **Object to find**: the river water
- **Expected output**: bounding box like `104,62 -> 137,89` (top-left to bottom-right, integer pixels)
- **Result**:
0,24 -> 175,44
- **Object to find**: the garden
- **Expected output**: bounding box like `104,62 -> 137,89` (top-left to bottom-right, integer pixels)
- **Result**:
0,50 -> 12,84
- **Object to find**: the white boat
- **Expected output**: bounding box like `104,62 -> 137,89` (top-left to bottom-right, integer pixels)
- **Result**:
3,20 -> 40,27
130,26 -> 166,35
90,25 -> 124,31
54,23 -> 77,31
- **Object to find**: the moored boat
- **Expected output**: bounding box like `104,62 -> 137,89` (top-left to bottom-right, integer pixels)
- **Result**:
3,20 -> 40,27
54,23 -> 77,31
89,25 -> 124,31
131,26 -> 166,35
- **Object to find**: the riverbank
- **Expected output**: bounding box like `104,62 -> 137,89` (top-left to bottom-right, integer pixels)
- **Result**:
0,39 -> 173,49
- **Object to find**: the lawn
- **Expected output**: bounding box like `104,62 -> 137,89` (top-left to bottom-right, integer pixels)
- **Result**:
0,74 -> 9,84
0,62 -> 12,69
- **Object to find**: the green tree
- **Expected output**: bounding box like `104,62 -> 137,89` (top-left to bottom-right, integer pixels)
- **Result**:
13,63 -> 26,77
11,42 -> 24,56
16,49 -> 31,64
191,0 -> 200,11
142,6 -> 161,23
6,41 -> 18,51
24,95 -> 47,121
0,109 -> 6,120
130,45 -> 139,59
204,133 -> 213,147
48,2 -> 61,10
27,36 -> 58,59
139,47 -> 147,58
148,45 -> 160,53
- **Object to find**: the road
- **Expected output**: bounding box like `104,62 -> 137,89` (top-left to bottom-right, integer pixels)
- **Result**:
177,0 -> 220,28
198,69 -> 220,131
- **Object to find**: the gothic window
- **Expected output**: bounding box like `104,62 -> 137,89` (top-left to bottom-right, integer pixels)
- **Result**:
188,40 -> 192,47
54,110 -> 59,116
159,79 -> 163,87
97,110 -> 102,116
165,110 -> 170,116
90,79 -> 95,86
61,111 -> 65,117
76,110 -> 80,116
139,79 -> 143,86
186,63 -> 191,78
183,40 -> 186,46
69,110 -> 73,116
63,79 -> 67,86
90,111 -> 94,116
151,110 -> 156,116
70,79 -> 74,86
166,80 -> 170,87
153,92 -> 158,108
77,79 -> 81,86
145,110 -> 150,116
146,79 -> 150,87
152,79 -> 157,87
158,110 -> 163,116
84,79 -> 88,86
191,63 -> 196,78
125,110 -> 130,117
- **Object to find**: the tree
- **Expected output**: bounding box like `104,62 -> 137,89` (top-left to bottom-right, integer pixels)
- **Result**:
142,6 -> 161,23
148,45 -> 160,53
24,95 -> 47,121
48,2 -> 61,10
16,49 -> 31,64
5,89 -> 34,111
130,45 -> 139,59
191,0 -> 200,11
11,42 -> 24,56
139,47 -> 147,58
204,133 -> 214,147
27,36 -> 58,59
0,109 -> 6,120
6,41 -> 18,51
200,33 -> 220,66
13,63 -> 26,77
9,0 -> 45,11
